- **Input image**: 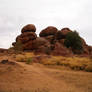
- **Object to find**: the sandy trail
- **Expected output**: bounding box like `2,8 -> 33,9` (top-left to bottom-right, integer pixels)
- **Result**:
0,58 -> 92,92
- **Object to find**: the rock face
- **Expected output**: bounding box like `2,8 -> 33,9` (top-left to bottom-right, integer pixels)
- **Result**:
61,28 -> 72,37
21,24 -> 36,33
39,26 -> 58,37
12,24 -> 92,56
16,32 -> 37,44
13,24 -> 37,51
52,42 -> 72,56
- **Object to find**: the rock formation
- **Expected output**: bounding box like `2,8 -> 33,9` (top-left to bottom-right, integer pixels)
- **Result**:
13,24 -> 37,50
12,24 -> 92,56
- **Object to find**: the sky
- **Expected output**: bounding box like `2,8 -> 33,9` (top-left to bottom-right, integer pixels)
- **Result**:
0,0 -> 92,48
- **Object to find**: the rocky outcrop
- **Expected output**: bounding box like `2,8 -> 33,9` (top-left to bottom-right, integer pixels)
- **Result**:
12,24 -> 92,56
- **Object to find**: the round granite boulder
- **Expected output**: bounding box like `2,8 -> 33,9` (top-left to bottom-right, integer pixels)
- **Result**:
39,26 -> 58,37
16,32 -> 37,43
61,28 -> 72,37
21,24 -> 36,33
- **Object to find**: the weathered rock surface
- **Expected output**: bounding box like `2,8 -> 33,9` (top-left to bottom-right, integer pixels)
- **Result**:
61,28 -> 72,38
52,42 -> 72,56
39,26 -> 58,37
21,24 -> 36,33
16,32 -> 37,43
12,24 -> 92,56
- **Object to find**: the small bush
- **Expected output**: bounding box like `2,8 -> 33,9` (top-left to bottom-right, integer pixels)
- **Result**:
26,57 -> 33,64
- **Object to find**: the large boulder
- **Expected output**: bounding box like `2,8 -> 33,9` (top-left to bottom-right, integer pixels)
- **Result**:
33,37 -> 51,54
33,37 -> 50,48
16,32 -> 37,43
44,35 -> 55,44
58,39 -> 65,45
55,31 -> 65,40
52,42 -> 72,56
21,24 -> 36,33
23,37 -> 51,53
23,41 -> 35,50
39,26 -> 58,37
61,28 -> 72,38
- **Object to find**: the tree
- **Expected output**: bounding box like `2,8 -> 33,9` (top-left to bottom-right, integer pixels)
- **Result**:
64,31 -> 83,54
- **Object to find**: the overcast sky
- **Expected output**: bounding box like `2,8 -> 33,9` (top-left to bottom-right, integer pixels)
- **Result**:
0,0 -> 92,48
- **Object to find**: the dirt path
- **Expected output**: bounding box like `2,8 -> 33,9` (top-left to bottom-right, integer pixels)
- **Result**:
0,59 -> 92,92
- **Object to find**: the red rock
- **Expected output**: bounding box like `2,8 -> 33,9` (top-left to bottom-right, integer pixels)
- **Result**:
21,24 -> 36,33
33,37 -> 50,49
39,26 -> 58,37
61,28 -> 72,37
23,41 -> 35,50
52,42 -> 72,56
59,39 -> 65,45
16,32 -> 37,43
44,35 -> 55,44
55,31 -> 65,40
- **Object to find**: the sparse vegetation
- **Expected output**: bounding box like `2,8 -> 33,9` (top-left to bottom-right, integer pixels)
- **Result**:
15,52 -> 92,72
16,52 -> 34,64
26,57 -> 33,64
41,55 -> 92,72
16,54 -> 26,62
13,41 -> 23,53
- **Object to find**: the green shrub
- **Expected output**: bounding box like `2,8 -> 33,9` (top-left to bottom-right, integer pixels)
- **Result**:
64,31 -> 83,54
26,57 -> 33,64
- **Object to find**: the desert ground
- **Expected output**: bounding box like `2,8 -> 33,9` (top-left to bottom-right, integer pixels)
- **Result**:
0,54 -> 92,92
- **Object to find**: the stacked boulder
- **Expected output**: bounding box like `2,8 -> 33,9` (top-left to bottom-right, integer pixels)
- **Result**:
39,26 -> 72,55
53,28 -> 72,55
12,24 -> 92,56
12,24 -> 37,50
12,24 -> 51,53
39,26 -> 58,44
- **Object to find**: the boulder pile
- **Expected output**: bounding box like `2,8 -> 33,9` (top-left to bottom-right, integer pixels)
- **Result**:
12,24 -> 92,56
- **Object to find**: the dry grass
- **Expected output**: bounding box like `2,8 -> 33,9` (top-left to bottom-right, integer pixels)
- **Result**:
15,52 -> 92,72
0,53 -> 92,92
41,56 -> 92,72
16,52 -> 35,63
